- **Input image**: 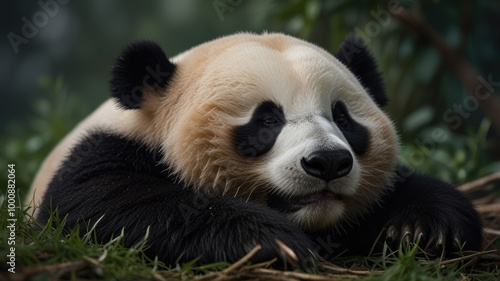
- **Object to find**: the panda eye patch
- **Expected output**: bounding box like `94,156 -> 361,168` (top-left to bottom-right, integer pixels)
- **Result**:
234,101 -> 285,157
331,101 -> 369,155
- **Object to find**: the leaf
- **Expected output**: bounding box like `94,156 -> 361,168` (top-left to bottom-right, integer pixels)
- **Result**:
402,106 -> 435,133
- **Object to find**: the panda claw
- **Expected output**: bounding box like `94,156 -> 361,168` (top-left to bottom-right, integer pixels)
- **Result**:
413,223 -> 424,244
386,225 -> 398,242
413,232 -> 424,245
436,233 -> 445,246
402,225 -> 412,244
428,233 -> 445,254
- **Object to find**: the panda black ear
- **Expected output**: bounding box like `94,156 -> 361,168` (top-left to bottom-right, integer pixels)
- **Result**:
110,41 -> 176,109
335,34 -> 387,107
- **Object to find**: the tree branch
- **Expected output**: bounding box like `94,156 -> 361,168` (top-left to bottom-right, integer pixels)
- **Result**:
393,8 -> 500,135
458,171 -> 500,193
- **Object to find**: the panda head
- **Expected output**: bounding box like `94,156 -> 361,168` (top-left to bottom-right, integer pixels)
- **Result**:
110,33 -> 399,231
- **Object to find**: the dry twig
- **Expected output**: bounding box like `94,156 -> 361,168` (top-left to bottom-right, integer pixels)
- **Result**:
459,172 -> 500,193
322,262 -> 383,276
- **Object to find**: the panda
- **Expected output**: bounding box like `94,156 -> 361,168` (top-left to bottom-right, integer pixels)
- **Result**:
26,32 -> 482,268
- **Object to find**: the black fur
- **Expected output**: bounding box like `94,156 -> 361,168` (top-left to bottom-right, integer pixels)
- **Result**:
109,41 -> 176,109
335,34 -> 387,107
234,101 -> 285,158
39,131 -> 316,268
39,131 -> 482,267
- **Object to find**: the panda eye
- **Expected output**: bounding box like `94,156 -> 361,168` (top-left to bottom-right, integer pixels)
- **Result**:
335,113 -> 348,127
332,102 -> 349,128
262,114 -> 281,125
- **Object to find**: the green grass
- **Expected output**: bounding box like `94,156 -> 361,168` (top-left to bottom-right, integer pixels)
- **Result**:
1,201 -> 498,281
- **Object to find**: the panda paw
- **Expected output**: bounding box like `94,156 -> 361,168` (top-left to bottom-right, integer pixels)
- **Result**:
384,211 -> 481,255
384,171 -> 483,255
385,220 -> 451,253
186,198 -> 319,269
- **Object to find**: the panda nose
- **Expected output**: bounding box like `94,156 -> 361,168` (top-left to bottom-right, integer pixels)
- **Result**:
301,149 -> 353,182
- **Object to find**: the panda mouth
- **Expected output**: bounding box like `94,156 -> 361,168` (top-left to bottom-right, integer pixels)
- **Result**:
268,190 -> 344,213
294,190 -> 343,205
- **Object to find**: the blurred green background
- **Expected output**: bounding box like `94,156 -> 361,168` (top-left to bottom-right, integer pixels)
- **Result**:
1,0 -> 499,200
